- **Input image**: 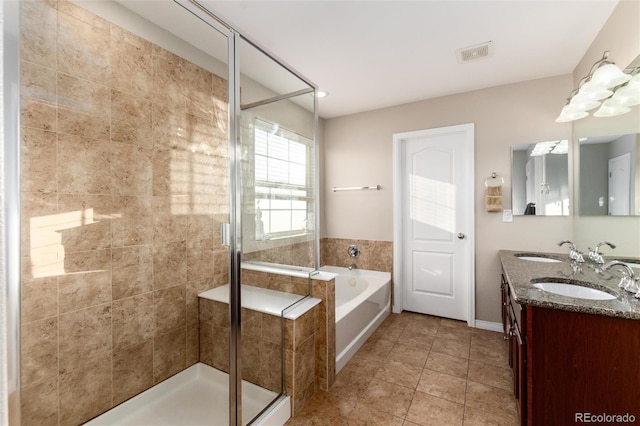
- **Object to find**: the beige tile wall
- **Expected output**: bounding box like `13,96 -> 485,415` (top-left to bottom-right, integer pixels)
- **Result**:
242,269 -> 310,295
311,278 -> 336,392
321,237 -> 393,273
19,1 -> 229,424
199,298 -> 283,392
198,294 -> 320,416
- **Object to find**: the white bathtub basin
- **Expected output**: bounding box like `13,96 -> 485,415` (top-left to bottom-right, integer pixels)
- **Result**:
533,282 -> 616,300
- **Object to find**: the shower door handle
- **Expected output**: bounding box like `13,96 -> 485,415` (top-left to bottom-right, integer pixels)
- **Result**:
221,223 -> 230,246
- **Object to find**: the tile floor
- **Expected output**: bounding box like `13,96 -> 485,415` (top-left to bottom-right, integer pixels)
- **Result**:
285,311 -> 519,426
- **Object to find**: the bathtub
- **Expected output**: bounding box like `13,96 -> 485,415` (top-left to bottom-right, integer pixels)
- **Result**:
319,266 -> 391,373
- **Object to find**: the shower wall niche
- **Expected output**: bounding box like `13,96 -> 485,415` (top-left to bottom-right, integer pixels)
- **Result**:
20,1 -> 230,423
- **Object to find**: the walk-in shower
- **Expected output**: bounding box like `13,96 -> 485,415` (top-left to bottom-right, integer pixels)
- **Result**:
7,0 -> 318,424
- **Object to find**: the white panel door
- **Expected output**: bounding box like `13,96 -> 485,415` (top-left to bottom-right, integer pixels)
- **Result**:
399,124 -> 474,321
608,153 -> 631,216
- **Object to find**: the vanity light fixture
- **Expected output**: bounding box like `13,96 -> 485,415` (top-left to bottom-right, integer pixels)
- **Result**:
530,140 -> 565,156
555,51 -> 635,122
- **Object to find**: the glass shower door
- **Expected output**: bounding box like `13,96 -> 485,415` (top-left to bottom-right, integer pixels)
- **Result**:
237,36 -> 318,424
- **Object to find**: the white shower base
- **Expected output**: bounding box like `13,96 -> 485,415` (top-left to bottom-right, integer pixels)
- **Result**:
84,363 -> 290,426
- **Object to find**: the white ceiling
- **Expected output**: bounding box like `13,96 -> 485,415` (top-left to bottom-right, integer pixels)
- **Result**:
199,0 -> 620,119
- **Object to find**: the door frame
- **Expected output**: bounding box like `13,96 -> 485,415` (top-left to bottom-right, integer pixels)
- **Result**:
392,123 -> 476,327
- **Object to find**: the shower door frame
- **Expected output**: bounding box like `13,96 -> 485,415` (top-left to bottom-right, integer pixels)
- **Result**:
3,0 -> 22,425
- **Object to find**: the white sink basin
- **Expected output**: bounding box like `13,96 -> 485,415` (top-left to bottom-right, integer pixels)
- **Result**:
516,254 -> 562,263
533,282 -> 616,300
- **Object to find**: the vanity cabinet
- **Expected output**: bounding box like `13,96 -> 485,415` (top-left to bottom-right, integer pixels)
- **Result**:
527,306 -> 640,426
501,275 -> 527,424
501,272 -> 640,426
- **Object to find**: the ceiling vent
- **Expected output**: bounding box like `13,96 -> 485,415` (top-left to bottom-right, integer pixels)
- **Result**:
456,41 -> 493,63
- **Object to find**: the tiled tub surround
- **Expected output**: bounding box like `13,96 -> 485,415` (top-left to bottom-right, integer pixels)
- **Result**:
321,238 -> 392,273
20,1 -> 230,424
499,250 -> 640,318
198,283 -> 325,415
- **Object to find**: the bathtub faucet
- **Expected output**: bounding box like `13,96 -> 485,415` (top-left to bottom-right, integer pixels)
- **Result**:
348,263 -> 358,270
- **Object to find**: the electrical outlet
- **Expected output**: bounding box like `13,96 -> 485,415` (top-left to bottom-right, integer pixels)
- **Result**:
502,209 -> 513,223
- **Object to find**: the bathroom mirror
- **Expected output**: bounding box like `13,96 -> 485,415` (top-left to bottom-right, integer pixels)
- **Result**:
578,133 -> 640,216
511,141 -> 570,216
573,53 -> 640,258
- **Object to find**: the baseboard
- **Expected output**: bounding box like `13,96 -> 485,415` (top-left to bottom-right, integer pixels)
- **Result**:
474,320 -> 503,333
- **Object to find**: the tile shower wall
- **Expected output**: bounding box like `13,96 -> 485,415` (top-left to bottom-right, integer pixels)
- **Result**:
19,1 -> 229,424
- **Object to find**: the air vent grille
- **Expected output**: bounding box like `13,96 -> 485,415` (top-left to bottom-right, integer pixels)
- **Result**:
456,41 -> 493,63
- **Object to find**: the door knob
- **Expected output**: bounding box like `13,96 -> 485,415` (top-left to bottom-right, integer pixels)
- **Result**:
457,233 -> 465,239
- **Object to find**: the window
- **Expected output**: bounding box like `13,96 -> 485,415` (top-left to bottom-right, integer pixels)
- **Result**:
254,119 -> 312,239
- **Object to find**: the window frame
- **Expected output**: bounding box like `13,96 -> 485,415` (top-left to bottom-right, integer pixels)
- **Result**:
253,118 -> 313,240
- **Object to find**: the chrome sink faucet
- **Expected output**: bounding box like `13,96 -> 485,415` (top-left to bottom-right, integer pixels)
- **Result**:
602,260 -> 639,297
558,240 -> 584,263
588,241 -> 616,264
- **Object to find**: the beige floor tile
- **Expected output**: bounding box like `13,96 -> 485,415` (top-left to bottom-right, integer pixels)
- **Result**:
370,323 -> 405,343
470,328 -> 505,343
425,351 -> 469,379
374,359 -> 423,389
431,337 -> 471,359
345,402 -> 405,426
288,312 -> 518,426
436,326 -> 472,342
359,379 -> 415,417
361,337 -> 396,358
417,369 -> 467,404
388,343 -> 429,368
384,312 -> 415,327
467,360 -> 512,392
288,390 -> 355,425
439,318 -> 469,329
463,405 -> 520,426
465,381 -> 518,421
405,391 -> 464,426
330,365 -> 378,399
397,328 -> 435,350
405,317 -> 440,336
469,339 -> 508,368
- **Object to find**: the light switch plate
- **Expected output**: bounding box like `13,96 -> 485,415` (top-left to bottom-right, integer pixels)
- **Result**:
502,209 -> 513,223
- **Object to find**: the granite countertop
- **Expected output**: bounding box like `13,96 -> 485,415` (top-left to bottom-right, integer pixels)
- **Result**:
499,249 -> 640,320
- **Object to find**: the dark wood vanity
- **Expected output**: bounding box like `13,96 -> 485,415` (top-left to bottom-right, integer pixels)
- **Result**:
500,251 -> 640,426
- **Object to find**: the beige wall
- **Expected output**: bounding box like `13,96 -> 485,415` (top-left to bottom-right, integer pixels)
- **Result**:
322,75 -> 574,323
320,0 -> 640,324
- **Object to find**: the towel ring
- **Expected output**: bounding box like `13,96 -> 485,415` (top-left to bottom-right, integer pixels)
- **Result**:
485,172 -> 504,187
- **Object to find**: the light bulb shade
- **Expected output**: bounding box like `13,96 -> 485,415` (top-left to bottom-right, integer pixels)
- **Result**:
609,84 -> 640,107
555,104 -> 588,122
591,63 -> 632,89
593,99 -> 631,117
573,81 -> 613,103
568,97 -> 601,111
